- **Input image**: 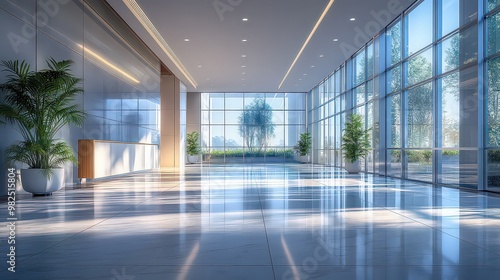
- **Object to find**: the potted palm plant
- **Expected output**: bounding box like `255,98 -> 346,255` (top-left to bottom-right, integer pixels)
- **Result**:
342,113 -> 371,173
0,59 -> 85,195
186,131 -> 201,164
294,132 -> 312,163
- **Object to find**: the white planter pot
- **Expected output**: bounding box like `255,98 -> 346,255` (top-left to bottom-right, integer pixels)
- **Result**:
345,160 -> 361,174
300,155 -> 309,163
187,155 -> 198,164
20,168 -> 64,195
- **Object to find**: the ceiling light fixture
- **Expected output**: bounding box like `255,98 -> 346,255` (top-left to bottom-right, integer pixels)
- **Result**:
122,0 -> 197,88
241,65 -> 246,68
198,65 -> 202,68
350,17 -> 356,21
78,44 -> 140,84
242,39 -> 247,42
333,38 -> 339,42
184,38 -> 190,42
241,55 -> 247,58
319,54 -> 324,58
242,18 -> 248,21
278,0 -> 336,89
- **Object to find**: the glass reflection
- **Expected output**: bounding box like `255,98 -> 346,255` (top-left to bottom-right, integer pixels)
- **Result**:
407,83 -> 433,148
407,0 -> 433,56
201,93 -> 306,163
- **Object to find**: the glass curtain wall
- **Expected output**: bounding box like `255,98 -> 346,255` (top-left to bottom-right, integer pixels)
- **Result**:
309,0 -> 484,190
487,1 -> 500,191
201,93 -> 306,163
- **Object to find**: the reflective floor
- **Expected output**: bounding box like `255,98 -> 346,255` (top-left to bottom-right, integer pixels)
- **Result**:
1,164 -> 500,279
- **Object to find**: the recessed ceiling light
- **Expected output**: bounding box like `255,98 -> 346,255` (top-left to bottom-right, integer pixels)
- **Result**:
303,73 -> 307,76
299,78 -> 302,81
241,55 -> 246,58
242,39 -> 247,42
197,65 -> 202,68
184,38 -> 190,42
333,38 -> 339,42
350,17 -> 356,21
311,65 -> 315,68
241,65 -> 246,68
206,78 -> 210,81
242,18 -> 248,21
242,72 -> 246,75
319,54 -> 324,58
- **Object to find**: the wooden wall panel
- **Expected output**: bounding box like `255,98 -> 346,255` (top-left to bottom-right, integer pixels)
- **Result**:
78,140 -> 95,179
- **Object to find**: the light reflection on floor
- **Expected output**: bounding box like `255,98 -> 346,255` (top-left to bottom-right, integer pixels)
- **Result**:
1,163 -> 500,279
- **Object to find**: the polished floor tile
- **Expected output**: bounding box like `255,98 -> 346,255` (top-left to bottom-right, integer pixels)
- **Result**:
1,164 -> 500,279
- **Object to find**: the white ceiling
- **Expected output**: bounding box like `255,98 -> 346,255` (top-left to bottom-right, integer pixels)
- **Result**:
106,0 -> 415,93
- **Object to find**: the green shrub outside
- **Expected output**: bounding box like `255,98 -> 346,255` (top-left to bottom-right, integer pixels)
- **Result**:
406,150 -> 432,163
203,148 -> 295,158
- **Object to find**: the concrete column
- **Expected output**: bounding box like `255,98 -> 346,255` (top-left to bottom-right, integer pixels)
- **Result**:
160,74 -> 184,167
187,92 -> 201,134
186,92 -> 201,160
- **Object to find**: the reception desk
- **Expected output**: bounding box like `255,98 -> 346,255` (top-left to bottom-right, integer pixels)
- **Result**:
78,140 -> 159,179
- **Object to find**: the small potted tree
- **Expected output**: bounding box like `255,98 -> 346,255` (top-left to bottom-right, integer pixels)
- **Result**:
0,59 -> 85,195
294,132 -> 312,163
342,113 -> 371,173
186,131 -> 201,164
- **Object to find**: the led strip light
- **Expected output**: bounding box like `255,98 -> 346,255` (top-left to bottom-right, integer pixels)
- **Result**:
122,0 -> 198,88
278,0 -> 336,89
78,44 -> 140,84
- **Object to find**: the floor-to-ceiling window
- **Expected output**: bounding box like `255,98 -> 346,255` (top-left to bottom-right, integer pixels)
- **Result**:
201,93 -> 306,163
487,0 -> 500,191
309,0 -> 487,190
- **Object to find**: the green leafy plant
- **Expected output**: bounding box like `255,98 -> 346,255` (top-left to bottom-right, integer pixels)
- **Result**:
442,150 -> 459,157
186,131 -> 201,156
342,114 -> 371,163
489,150 -> 500,163
406,150 -> 432,163
294,132 -> 312,156
0,59 -> 85,178
238,98 -> 275,152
